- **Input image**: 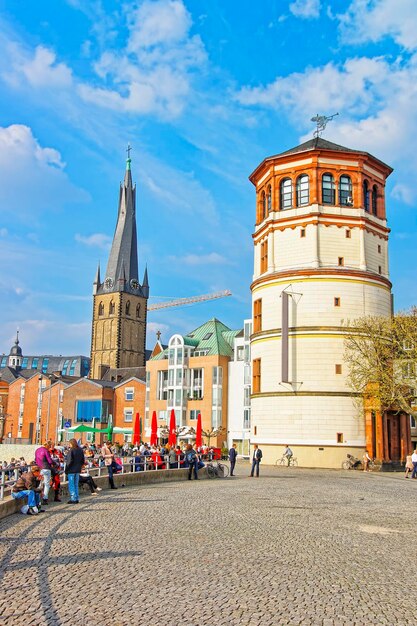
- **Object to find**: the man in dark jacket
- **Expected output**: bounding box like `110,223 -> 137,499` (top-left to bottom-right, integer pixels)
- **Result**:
229,443 -> 238,476
65,439 -> 85,504
250,444 -> 263,478
12,464 -> 44,515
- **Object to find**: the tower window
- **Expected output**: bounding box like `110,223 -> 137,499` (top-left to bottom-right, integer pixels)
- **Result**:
335,364 -> 342,374
253,358 -> 261,393
334,297 -> 340,307
345,229 -> 351,239
296,174 -> 309,206
126,300 -> 131,316
280,178 -> 292,210
300,228 -> 306,238
254,299 -> 262,333
98,302 -> 104,316
363,180 -> 370,212
372,185 -> 378,216
378,265 -> 382,274
322,173 -> 335,205
136,304 -> 141,318
267,185 -> 272,212
378,244 -> 381,253
338,257 -> 344,266
337,433 -> 343,443
109,301 -> 115,315
261,191 -> 266,220
339,175 -> 352,206
260,240 -> 268,273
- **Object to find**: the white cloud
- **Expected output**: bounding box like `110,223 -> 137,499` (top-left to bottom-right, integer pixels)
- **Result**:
127,0 -> 191,50
289,0 -> 321,19
5,45 -> 73,88
0,124 -> 88,217
338,0 -> 417,51
75,233 -> 112,249
77,0 -> 207,117
171,252 -> 233,266
237,53 -> 417,204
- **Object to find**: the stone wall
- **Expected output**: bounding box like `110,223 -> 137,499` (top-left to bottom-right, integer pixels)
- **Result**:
0,444 -> 38,462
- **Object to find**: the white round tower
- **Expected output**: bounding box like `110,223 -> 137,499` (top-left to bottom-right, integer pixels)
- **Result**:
249,137 -> 393,468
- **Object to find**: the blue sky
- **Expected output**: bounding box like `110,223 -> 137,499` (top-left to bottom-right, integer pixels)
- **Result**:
0,0 -> 416,356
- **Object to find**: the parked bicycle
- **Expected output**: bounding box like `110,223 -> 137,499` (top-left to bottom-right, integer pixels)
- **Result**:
275,455 -> 298,467
206,461 -> 229,478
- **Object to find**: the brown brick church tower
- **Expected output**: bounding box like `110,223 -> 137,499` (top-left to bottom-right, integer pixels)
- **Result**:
89,151 -> 149,379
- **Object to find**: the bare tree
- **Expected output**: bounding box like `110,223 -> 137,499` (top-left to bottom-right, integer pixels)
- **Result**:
344,308 -> 417,416
201,427 -> 226,447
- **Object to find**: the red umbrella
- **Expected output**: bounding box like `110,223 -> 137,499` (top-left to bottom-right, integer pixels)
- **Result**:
133,412 -> 141,446
168,409 -> 176,447
150,410 -> 158,446
195,412 -> 202,448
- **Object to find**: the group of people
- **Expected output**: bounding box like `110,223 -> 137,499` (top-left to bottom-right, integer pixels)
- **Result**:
10,439 -> 113,515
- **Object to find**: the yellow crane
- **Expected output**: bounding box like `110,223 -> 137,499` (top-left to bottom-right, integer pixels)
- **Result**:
148,290 -> 232,311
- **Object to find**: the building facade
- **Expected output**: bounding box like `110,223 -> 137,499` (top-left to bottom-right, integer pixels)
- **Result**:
249,137 -> 394,468
146,319 -> 242,448
90,154 -> 149,379
227,319 -> 252,456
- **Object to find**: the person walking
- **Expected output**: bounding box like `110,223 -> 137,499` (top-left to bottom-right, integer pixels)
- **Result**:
101,440 -> 118,489
229,443 -> 238,476
250,444 -> 263,478
34,441 -> 55,505
185,444 -> 198,480
411,449 -> 417,479
405,453 -> 413,478
65,439 -> 85,504
363,449 -> 372,472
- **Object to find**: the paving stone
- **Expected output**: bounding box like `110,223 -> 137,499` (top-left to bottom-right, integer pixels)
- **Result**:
0,466 -> 416,625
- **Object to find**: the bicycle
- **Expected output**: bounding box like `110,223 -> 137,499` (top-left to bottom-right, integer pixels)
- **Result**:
275,455 -> 298,467
206,461 -> 229,478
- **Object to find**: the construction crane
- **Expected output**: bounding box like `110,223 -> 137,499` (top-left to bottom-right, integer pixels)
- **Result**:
148,290 -> 232,311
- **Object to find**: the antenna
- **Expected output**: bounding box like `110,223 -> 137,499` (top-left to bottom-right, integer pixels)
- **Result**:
311,113 -> 339,138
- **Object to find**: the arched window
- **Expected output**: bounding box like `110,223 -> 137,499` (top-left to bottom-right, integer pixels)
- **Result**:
322,173 -> 335,205
280,178 -> 292,210
136,304 -> 141,318
363,180 -> 370,212
296,175 -> 309,206
267,185 -> 272,212
372,185 -> 378,216
339,175 -> 352,206
98,302 -> 104,316
261,191 -> 266,220
125,301 -> 131,316
109,301 -> 115,315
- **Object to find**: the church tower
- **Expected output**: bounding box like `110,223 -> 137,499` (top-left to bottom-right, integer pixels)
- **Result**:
90,151 -> 149,379
249,137 -> 393,468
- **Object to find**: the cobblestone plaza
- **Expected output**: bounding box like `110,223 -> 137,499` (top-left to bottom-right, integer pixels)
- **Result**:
0,466 -> 416,626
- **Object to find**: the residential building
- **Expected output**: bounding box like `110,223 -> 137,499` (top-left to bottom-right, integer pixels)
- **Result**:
146,319 -> 242,448
249,137 -> 402,468
227,319 -> 252,457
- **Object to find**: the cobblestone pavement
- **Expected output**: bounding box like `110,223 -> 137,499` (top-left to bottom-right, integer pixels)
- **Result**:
0,465 -> 416,626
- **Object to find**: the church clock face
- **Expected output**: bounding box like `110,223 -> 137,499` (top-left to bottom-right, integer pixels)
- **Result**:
130,279 -> 139,290
104,277 -> 113,290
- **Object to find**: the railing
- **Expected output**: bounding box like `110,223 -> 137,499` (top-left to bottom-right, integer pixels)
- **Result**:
0,468 -> 20,501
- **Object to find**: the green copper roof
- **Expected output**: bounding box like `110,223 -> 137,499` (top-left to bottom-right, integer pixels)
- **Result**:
150,318 -> 243,360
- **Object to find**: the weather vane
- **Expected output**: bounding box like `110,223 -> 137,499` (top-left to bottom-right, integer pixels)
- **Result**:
311,113 -> 339,138
126,143 -> 132,159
